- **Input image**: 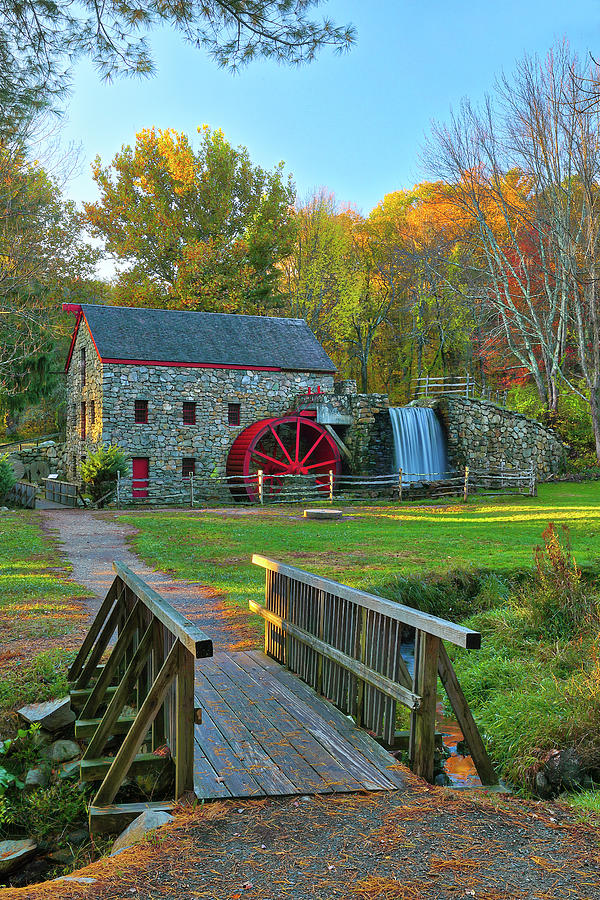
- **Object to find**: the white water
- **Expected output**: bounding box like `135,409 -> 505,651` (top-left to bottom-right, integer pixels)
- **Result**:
389,406 -> 447,483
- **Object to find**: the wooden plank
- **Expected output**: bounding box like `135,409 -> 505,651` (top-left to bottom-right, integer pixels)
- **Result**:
252,555 -> 481,649
250,599 -> 420,710
68,578 -> 119,682
93,641 -> 180,806
84,622 -> 154,760
438,642 -> 498,786
239,651 -> 405,788
76,715 -> 136,739
227,652 -> 398,791
75,596 -> 124,690
81,601 -> 141,719
194,669 -> 300,796
113,562 -> 213,658
71,685 -> 118,712
89,801 -> 175,835
80,753 -> 173,782
202,657 -> 337,794
175,643 -> 195,796
193,747 -> 232,799
193,710 -> 263,797
411,631 -> 439,783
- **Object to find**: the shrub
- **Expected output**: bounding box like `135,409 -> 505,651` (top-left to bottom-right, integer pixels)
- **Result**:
0,453 -> 16,498
531,523 -> 597,639
80,443 -> 128,505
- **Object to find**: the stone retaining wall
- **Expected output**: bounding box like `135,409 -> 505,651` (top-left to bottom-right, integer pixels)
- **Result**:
432,396 -> 566,476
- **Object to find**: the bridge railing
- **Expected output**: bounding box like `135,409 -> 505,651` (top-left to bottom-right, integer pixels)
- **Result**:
251,555 -> 497,786
69,561 -> 212,833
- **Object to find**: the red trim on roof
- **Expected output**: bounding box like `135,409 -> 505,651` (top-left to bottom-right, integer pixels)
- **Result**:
100,358 -> 333,374
62,303 -> 82,315
64,312 -> 82,373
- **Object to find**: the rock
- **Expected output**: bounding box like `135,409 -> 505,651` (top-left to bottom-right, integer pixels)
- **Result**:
557,748 -> 584,791
24,767 -> 49,792
0,840 -> 38,876
534,770 -> 554,799
55,876 -> 97,884
66,829 -> 89,847
48,848 -> 74,865
434,772 -> 453,787
48,739 -> 80,764
18,698 -> 75,733
110,810 -> 174,856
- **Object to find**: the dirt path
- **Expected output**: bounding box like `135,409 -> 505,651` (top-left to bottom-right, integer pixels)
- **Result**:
40,509 -> 259,652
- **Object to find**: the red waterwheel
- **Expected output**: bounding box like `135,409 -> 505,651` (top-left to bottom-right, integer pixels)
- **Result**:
226,415 -> 342,501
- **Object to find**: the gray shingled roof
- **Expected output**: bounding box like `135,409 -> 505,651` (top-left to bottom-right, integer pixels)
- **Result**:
79,305 -> 336,373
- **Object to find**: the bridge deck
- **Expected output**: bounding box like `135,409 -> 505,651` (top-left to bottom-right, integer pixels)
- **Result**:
193,650 -> 405,799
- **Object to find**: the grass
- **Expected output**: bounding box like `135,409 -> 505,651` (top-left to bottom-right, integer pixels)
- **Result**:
121,482 -> 600,615
0,511 -> 89,730
121,482 -> 600,791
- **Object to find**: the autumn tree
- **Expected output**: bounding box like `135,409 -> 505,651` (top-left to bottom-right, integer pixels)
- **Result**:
84,126 -> 296,313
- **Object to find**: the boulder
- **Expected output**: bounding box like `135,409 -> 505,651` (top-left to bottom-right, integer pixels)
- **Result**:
18,698 -> 75,733
48,739 -> 80,764
0,840 -> 37,876
24,767 -> 49,792
110,810 -> 174,856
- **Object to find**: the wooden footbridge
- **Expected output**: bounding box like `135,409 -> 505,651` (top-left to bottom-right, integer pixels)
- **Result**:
68,559 -> 497,834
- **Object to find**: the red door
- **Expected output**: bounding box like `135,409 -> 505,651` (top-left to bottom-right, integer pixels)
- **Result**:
132,457 -> 149,498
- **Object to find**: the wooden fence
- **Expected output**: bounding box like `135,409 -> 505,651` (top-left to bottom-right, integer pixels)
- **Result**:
250,555 -> 497,786
45,477 -> 79,507
415,375 -> 508,407
69,561 -> 212,833
4,480 -> 36,508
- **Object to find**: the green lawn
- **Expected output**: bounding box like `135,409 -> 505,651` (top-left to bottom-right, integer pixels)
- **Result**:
122,482 -> 600,614
0,512 -> 88,726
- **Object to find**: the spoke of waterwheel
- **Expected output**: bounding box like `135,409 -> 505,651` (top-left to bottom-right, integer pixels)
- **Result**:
295,419 -> 301,463
305,458 -> 337,470
269,424 -> 293,464
252,449 -> 288,468
300,431 -> 325,466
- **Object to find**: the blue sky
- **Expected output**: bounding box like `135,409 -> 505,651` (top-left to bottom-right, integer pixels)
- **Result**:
62,0 -> 600,217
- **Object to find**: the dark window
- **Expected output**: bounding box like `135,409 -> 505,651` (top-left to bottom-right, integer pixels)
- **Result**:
135,399 -> 148,424
90,400 -> 96,424
81,401 -> 86,440
80,348 -> 86,387
182,457 -> 196,478
228,403 -> 241,426
183,401 -> 196,425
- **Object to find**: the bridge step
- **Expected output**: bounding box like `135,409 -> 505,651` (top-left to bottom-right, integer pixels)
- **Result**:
75,715 -> 136,739
80,753 -> 173,782
70,685 -> 118,711
89,800 -> 175,835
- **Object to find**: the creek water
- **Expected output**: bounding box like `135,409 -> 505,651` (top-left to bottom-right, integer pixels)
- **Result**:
400,642 -> 480,788
389,406 -> 447,481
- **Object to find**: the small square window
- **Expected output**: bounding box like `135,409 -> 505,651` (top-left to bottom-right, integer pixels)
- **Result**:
183,401 -> 196,425
228,403 -> 241,426
135,399 -> 148,424
90,399 -> 96,424
80,401 -> 86,440
182,457 -> 196,478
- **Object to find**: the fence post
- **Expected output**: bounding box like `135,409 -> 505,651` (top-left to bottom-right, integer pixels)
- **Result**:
410,629 -> 440,783
463,465 -> 469,503
258,469 -> 264,505
529,463 -> 537,497
116,471 -> 121,509
500,459 -> 505,489
329,469 -> 334,503
398,468 -> 403,502
190,473 -> 194,508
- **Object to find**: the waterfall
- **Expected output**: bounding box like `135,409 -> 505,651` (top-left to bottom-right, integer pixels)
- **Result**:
389,407 -> 447,482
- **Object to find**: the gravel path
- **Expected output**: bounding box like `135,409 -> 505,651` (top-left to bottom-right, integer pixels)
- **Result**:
39,509 -> 259,652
